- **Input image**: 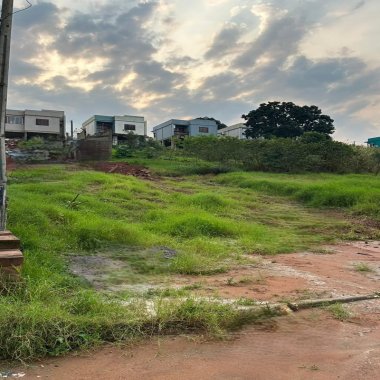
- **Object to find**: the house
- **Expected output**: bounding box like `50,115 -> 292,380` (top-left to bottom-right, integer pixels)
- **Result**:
152,118 -> 218,146
218,123 -> 249,139
366,137 -> 380,147
5,109 -> 65,140
82,115 -> 147,145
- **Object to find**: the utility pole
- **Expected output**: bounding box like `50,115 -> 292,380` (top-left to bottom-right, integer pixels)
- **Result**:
0,0 -> 13,231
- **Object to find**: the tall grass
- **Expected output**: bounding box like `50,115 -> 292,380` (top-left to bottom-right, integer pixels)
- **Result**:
214,172 -> 380,220
0,164 -> 367,360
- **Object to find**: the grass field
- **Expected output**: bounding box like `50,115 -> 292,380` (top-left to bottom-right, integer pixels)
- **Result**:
213,172 -> 380,221
1,162 -> 379,360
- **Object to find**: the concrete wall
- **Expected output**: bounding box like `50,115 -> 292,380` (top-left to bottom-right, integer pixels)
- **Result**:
82,117 -> 97,135
188,119 -> 218,137
218,123 -> 247,139
25,114 -> 61,134
114,115 -> 146,136
5,109 -> 65,136
153,123 -> 175,141
76,136 -> 112,161
153,120 -> 175,141
5,110 -> 24,133
153,119 -> 217,142
82,115 -> 147,138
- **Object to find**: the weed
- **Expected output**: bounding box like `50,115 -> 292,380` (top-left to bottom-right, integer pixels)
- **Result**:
325,303 -> 351,321
214,172 -> 380,223
183,283 -> 203,290
226,277 -> 238,286
237,276 -> 254,285
170,252 -> 227,275
311,248 -> 335,255
354,262 -> 374,273
235,298 -> 256,306
3,164 -> 376,360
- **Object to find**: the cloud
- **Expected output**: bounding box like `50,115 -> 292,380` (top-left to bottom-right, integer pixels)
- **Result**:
6,0 -> 380,143
353,0 -> 366,11
233,14 -> 307,69
205,24 -> 244,60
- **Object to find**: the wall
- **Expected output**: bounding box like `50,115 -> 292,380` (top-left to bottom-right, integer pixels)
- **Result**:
114,115 -> 146,136
5,110 -> 24,133
5,109 -> 64,136
24,110 -> 64,134
25,116 -> 61,134
219,124 -> 247,139
153,121 -> 176,141
82,118 -> 97,135
5,123 -> 24,133
76,135 -> 112,161
188,119 -> 218,137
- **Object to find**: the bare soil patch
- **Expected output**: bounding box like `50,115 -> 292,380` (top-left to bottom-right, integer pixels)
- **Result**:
166,241 -> 380,304
12,308 -> 380,380
91,162 -> 154,180
17,241 -> 378,379
68,242 -> 380,303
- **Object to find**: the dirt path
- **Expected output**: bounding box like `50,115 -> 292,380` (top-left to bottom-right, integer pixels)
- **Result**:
169,241 -> 380,303
11,308 -> 380,380
4,241 -> 380,379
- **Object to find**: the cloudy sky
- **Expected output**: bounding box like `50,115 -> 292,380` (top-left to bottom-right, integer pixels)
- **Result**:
7,0 -> 380,142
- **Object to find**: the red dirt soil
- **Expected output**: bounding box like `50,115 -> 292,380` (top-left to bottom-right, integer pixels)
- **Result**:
14,309 -> 380,380
5,241 -> 380,379
169,241 -> 380,302
91,162 -> 153,179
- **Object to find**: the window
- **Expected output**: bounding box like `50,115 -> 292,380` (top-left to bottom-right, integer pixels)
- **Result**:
96,121 -> 112,135
36,118 -> 49,126
124,124 -> 136,131
6,115 -> 24,124
199,127 -> 209,133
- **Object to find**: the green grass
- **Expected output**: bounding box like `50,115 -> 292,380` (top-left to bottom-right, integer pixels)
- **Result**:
325,303 -> 351,321
116,155 -> 233,176
1,163 -> 377,360
213,172 -> 380,221
353,262 -> 374,273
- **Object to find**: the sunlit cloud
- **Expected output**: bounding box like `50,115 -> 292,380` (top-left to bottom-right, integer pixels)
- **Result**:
6,0 -> 380,142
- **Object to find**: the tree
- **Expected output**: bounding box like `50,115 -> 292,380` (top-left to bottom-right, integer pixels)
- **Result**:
195,117 -> 227,130
242,102 -> 334,139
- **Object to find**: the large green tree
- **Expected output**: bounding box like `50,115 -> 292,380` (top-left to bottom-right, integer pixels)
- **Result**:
242,102 -> 334,139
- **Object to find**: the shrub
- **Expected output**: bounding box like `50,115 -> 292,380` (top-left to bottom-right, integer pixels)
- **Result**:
181,135 -> 380,174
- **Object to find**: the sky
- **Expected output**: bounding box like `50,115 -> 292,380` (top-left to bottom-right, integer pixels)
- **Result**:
7,0 -> 380,142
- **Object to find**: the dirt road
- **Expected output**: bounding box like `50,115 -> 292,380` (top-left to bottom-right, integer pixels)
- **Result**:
12,307 -> 380,380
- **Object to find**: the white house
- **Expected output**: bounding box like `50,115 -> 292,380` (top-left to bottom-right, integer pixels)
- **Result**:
5,109 -> 65,140
82,114 -> 147,145
153,118 -> 218,147
218,123 -> 249,139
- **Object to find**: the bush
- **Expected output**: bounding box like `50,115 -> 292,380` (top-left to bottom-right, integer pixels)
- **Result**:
181,135 -> 380,174
114,134 -> 163,159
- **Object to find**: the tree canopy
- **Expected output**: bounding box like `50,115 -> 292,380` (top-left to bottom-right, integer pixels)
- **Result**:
196,117 -> 227,130
242,102 -> 334,139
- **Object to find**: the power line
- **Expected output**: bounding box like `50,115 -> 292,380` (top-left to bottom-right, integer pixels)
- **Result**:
0,0 -> 31,21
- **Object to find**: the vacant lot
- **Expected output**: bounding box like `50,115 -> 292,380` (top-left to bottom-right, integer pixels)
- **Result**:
1,162 -> 379,363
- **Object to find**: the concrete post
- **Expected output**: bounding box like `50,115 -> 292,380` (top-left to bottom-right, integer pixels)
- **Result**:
0,0 -> 14,231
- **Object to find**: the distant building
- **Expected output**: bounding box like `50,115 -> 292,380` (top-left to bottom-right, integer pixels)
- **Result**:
152,118 -> 218,146
218,123 -> 249,139
366,137 -> 380,147
5,109 -> 65,140
82,115 -> 147,145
